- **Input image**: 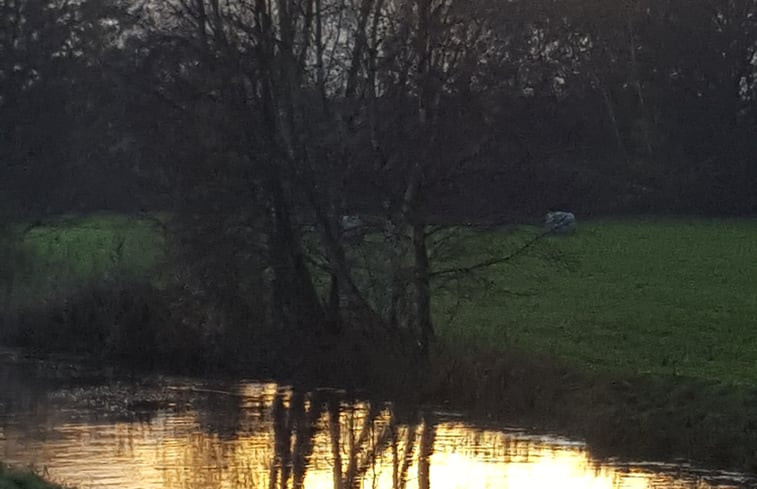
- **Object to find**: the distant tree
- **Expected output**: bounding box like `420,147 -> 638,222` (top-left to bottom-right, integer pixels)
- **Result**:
130,0 -> 545,349
0,0 -> 149,215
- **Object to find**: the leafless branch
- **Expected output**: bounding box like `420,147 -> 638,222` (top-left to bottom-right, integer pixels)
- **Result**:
429,229 -> 550,279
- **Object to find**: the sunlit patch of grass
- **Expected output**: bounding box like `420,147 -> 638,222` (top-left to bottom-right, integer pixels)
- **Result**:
3,213 -> 166,308
433,218 -> 757,386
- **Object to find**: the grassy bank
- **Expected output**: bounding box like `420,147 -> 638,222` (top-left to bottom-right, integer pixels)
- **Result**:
434,217 -> 757,385
2,214 -> 757,471
427,218 -> 757,470
0,465 -> 65,489
1,213 -> 163,308
17,213 -> 161,274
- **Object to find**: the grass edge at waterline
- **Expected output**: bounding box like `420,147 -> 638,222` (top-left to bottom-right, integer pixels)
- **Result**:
0,464 -> 68,489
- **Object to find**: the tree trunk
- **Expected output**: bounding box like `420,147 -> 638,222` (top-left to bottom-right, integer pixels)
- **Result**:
413,223 -> 433,353
292,393 -> 323,489
328,399 -> 344,489
417,416 -> 436,489
345,0 -> 376,98
269,178 -> 325,330
386,218 -> 404,330
626,11 -> 655,157
271,394 -> 292,489
326,272 -> 342,333
597,78 -> 629,162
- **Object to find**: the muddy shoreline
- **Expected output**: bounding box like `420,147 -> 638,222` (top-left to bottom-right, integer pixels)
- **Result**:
3,342 -> 757,477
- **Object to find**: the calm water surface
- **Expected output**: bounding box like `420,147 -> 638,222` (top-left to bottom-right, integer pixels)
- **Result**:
0,355 -> 753,489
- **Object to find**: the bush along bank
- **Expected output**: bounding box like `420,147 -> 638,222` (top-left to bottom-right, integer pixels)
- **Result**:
3,292 -> 757,475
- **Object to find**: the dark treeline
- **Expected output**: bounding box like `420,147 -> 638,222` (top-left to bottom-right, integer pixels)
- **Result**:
3,0 -> 756,217
2,0 -> 757,352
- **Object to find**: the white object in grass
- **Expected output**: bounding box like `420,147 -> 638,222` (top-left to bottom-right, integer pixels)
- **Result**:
544,211 -> 576,234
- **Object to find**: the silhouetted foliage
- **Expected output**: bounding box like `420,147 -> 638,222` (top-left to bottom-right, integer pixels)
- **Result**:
2,0 -> 756,347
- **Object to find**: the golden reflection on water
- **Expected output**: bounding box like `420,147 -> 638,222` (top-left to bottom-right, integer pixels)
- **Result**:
0,381 -> 739,489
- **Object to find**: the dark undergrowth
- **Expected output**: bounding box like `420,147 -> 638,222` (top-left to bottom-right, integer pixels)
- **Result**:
2,283 -> 757,474
0,281 -> 424,387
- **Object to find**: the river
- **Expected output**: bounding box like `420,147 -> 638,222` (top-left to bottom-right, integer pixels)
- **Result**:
0,353 -> 753,489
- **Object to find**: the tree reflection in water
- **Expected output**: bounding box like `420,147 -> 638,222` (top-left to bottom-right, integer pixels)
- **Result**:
0,375 -> 748,489
267,389 -> 436,489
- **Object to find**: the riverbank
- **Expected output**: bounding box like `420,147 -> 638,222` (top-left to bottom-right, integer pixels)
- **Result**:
0,465 -> 65,489
2,215 -> 757,473
426,342 -> 757,472
3,339 -> 757,475
428,218 -> 757,470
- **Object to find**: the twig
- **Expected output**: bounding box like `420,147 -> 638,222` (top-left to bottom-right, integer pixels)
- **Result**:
429,230 -> 550,279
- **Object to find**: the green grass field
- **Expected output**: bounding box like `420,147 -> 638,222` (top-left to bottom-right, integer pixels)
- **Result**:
433,218 -> 757,385
1,214 -> 164,308
3,214 -> 757,386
